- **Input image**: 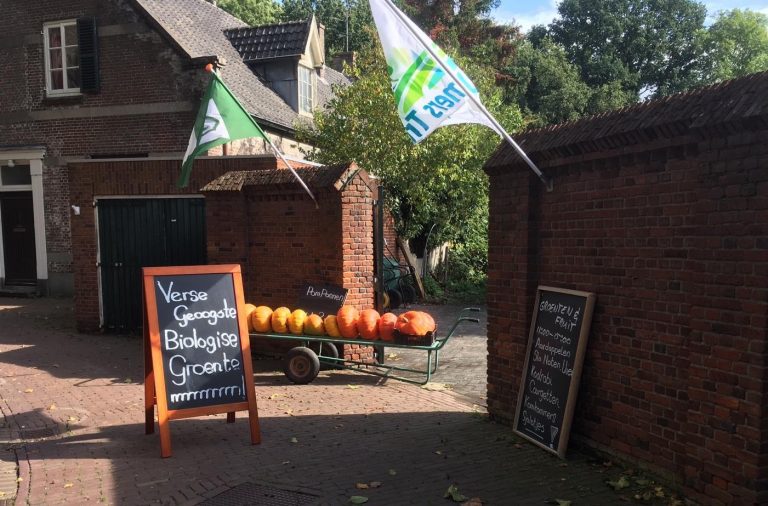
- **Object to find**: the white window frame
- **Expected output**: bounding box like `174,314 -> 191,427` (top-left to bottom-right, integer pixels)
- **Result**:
298,64 -> 315,115
43,20 -> 81,97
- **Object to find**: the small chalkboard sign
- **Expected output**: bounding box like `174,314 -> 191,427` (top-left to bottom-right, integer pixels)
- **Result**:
143,265 -> 260,458
296,283 -> 348,317
513,286 -> 595,458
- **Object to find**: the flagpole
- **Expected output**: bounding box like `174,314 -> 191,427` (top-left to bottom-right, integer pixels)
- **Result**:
263,136 -> 320,209
380,0 -> 552,191
209,69 -> 319,207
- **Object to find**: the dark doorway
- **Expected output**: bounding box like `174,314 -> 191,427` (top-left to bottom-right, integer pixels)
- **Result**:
1,192 -> 36,285
97,198 -> 206,331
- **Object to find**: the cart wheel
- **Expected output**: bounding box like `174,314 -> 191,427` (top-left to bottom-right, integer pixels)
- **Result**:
400,282 -> 417,304
387,288 -> 402,310
283,347 -> 321,384
310,341 -> 341,370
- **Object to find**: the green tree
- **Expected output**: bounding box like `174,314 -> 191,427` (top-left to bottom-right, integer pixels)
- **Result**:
704,9 -> 768,82
504,37 -> 634,126
549,0 -> 708,97
295,47 -> 521,249
217,0 -> 282,26
281,0 -> 375,55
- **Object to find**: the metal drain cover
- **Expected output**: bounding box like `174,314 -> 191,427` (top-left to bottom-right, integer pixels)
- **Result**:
200,483 -> 317,506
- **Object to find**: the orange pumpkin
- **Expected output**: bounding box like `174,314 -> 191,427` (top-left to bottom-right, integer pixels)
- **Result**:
304,314 -> 325,335
422,311 -> 436,333
324,315 -> 341,337
243,304 -> 257,330
271,307 -> 291,333
378,312 -> 398,341
395,310 -> 433,336
336,306 -> 359,338
358,309 -> 380,340
251,306 -> 273,333
288,309 -> 307,334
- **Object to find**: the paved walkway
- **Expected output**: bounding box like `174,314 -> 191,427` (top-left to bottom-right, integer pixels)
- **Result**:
0,297 -> 637,505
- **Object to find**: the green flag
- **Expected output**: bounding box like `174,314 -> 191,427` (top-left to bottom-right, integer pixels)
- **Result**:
178,72 -> 267,187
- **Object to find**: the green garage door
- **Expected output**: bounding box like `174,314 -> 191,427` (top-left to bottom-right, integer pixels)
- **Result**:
97,198 -> 206,331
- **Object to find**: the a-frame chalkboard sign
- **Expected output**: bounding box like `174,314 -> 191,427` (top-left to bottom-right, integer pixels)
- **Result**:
513,286 -> 595,458
143,265 -> 260,457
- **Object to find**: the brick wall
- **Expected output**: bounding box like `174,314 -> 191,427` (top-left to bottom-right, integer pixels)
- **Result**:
69,157 -> 279,331
204,167 -> 377,361
486,126 -> 768,504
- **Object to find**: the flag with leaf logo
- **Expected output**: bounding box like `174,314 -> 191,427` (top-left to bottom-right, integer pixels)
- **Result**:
369,0 -> 499,143
178,72 -> 267,187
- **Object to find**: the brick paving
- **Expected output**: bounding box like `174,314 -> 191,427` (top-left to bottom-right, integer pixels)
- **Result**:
0,297 -> 634,505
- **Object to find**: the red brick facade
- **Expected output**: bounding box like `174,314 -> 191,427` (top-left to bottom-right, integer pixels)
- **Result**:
485,75 -> 768,504
69,157 -> 281,330
203,165 -> 377,361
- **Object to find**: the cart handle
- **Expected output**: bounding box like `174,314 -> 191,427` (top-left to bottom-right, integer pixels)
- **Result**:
435,307 -> 481,343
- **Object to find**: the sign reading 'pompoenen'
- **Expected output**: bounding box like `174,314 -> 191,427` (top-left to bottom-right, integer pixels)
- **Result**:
513,286 -> 595,458
143,265 -> 260,458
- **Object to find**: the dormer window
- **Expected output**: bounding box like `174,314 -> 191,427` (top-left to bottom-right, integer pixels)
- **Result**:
44,20 -> 80,95
298,65 -> 315,115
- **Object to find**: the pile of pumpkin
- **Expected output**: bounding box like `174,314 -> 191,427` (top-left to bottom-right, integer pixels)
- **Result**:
243,305 -> 435,341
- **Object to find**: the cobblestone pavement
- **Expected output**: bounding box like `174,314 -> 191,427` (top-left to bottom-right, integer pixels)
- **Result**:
0,297 -> 635,505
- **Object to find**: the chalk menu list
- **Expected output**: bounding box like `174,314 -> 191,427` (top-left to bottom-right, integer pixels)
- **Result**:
153,273 -> 247,411
514,287 -> 594,456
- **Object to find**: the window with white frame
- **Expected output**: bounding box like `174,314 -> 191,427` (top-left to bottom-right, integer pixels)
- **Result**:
298,65 -> 315,114
44,20 -> 80,95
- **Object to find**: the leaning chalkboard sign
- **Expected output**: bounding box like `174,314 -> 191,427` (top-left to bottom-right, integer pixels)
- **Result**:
143,265 -> 260,458
513,286 -> 595,458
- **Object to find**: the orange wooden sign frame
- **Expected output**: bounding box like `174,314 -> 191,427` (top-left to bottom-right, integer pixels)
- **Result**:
143,264 -> 260,457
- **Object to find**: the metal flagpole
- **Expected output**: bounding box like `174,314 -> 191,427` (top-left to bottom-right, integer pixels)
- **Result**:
381,0 -> 552,191
262,136 -> 319,209
210,67 -> 319,207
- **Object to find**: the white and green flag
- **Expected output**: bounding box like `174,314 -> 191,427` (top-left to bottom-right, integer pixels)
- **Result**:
178,71 -> 267,187
368,0 -> 499,143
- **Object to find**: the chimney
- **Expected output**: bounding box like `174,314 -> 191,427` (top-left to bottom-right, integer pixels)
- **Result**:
330,52 -> 356,74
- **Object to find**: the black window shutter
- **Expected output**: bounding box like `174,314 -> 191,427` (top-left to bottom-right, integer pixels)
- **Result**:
77,17 -> 100,93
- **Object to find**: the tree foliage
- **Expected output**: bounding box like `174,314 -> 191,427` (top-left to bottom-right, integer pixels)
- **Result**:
281,0 -> 375,55
217,0 -> 282,26
704,9 -> 768,82
549,0 -> 708,97
295,47 -> 521,246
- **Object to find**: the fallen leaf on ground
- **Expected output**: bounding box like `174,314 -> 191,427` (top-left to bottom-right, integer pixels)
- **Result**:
47,404 -> 57,411
435,450 -> 443,455
282,461 -> 290,465
269,394 -> 283,399
64,483 -> 74,488
355,483 -> 369,489
347,385 -> 361,390
23,388 -> 33,393
444,484 -> 468,502
388,469 -> 397,476
421,383 -> 452,391
607,476 -> 631,491
348,496 -> 368,504
290,437 -> 298,444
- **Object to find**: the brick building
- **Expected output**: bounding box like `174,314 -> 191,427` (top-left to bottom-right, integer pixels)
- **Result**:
484,72 -> 768,504
0,0 -> 348,310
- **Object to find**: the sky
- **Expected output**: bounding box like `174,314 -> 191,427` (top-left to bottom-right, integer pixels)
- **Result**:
493,0 -> 768,32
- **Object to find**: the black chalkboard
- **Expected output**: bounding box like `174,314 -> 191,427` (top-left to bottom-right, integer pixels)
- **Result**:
513,286 -> 596,458
296,283 -> 348,318
153,273 -> 247,411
